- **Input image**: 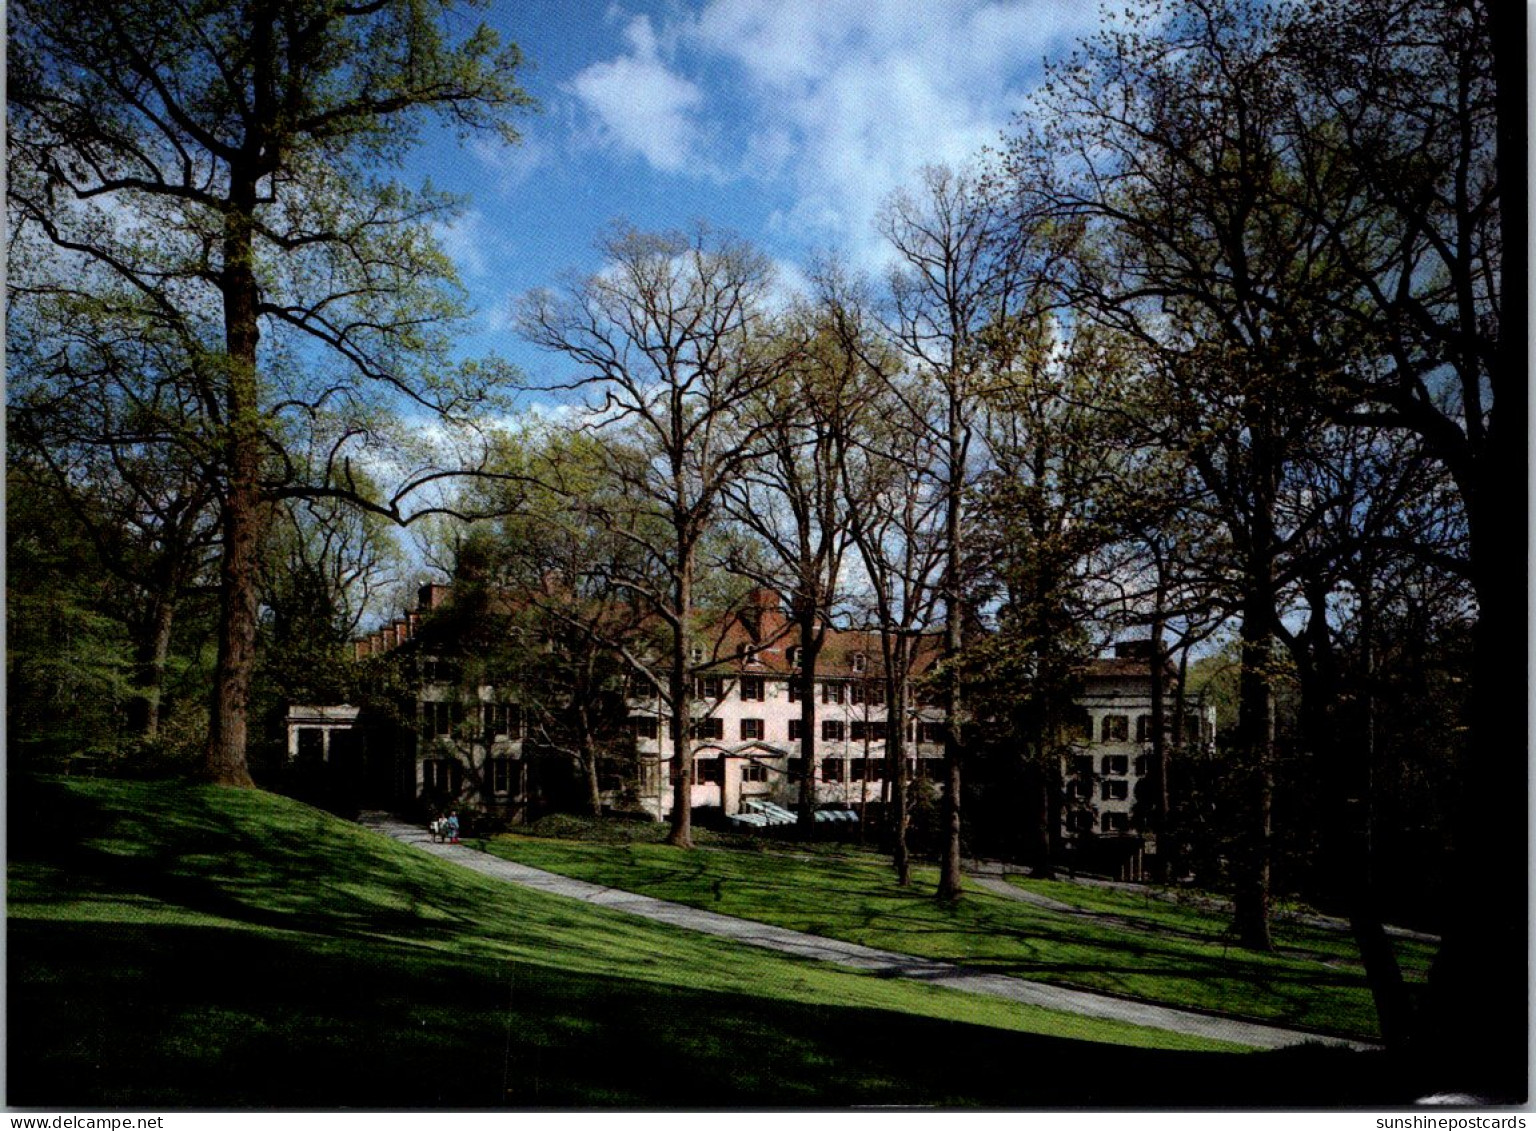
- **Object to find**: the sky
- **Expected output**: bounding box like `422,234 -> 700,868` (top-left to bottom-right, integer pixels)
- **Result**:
409,0 -> 1115,388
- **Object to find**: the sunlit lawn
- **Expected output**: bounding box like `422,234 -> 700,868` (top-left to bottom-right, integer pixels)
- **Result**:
483,833 -> 1432,1041
11,776 -> 1311,1110
1006,875 -> 1439,972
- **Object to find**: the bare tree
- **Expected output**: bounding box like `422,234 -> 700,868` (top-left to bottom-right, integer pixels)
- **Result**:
720,273 -> 881,829
879,165 -> 1021,900
518,225 -> 789,848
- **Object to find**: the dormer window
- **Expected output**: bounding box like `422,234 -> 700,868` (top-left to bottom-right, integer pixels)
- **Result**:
786,646 -> 800,668
690,645 -> 704,664
850,652 -> 867,673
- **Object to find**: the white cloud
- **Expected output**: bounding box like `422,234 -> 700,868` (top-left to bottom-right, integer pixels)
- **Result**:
566,1 -> 1113,269
697,0 -> 1107,267
568,13 -> 708,174
432,208 -> 498,281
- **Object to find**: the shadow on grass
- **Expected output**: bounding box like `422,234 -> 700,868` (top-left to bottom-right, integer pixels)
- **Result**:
494,837 -> 1389,1039
8,918 -> 1409,1110
8,777 -> 1411,1108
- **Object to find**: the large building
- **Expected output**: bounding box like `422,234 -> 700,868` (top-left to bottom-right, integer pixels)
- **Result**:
1060,641 -> 1216,878
288,585 -> 1210,868
622,590 -> 949,823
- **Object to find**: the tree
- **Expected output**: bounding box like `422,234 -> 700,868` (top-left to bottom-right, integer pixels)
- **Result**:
9,0 -> 531,785
879,165 -> 1022,900
839,379 -> 948,886
721,274 -> 879,830
518,224 -> 789,848
458,427 -> 655,818
1007,0 -> 1368,948
964,321 -> 1135,876
1277,0 -> 1522,1094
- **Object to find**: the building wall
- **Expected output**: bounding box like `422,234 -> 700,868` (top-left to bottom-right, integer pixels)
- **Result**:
628,668 -> 947,820
1063,674 -> 1217,855
414,674 -> 532,817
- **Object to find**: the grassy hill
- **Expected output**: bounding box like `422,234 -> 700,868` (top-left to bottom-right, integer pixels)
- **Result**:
481,832 -> 1434,1041
10,777 -> 1406,1108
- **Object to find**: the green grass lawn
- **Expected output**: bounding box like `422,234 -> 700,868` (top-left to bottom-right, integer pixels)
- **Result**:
10,777 -> 1413,1108
12,775 -> 1297,1110
481,834 -> 1431,1043
1005,876 -> 1439,971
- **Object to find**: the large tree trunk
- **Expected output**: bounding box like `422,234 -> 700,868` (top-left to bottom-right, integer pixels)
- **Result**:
887,656 -> 911,886
666,553 -> 695,848
795,605 -> 819,830
1410,9 -> 1528,1101
1147,616 -> 1169,882
936,393 -> 966,902
206,175 -> 262,788
1416,456 -> 1527,1097
128,594 -> 176,739
1298,580 -> 1410,1052
1230,575 -> 1275,951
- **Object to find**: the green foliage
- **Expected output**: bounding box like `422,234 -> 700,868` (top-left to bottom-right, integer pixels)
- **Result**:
6,468 -> 134,768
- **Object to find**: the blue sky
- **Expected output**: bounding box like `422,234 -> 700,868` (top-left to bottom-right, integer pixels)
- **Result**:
409,0 -> 1112,387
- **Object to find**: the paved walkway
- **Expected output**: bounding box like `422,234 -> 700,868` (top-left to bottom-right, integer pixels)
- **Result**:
358,814 -> 1378,1053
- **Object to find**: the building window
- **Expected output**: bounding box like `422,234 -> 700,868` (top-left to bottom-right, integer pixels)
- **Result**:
1133,754 -> 1149,776
690,646 -> 704,663
850,652 -> 867,673
1136,714 -> 1153,743
1101,714 -> 1129,743
1069,810 -> 1094,833
631,716 -> 659,740
741,761 -> 768,783
788,719 -> 804,741
821,681 -> 845,704
696,758 -> 723,785
1068,708 -> 1092,742
1072,754 -> 1094,778
850,721 -> 888,742
918,720 -> 945,745
788,756 -> 808,780
423,701 -> 460,738
786,646 -> 800,668
850,759 -> 885,782
822,720 -> 845,742
1101,779 -> 1129,801
739,675 -> 765,702
788,680 -> 801,702
689,717 -> 724,740
1101,811 -> 1131,833
1101,754 -> 1128,776
1070,778 -> 1093,800
422,658 -> 460,684
490,758 -> 516,795
483,703 -> 523,738
740,718 -> 764,741
848,680 -> 886,706
821,757 -> 845,782
695,675 -> 724,700
423,758 -> 461,794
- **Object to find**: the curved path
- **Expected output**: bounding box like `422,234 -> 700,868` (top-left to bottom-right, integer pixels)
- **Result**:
358,814 -> 1378,1054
